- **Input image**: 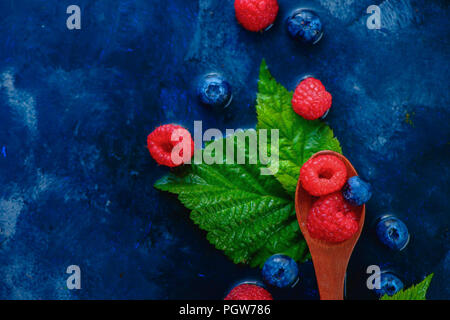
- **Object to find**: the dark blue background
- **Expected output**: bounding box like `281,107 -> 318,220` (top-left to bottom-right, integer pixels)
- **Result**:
0,0 -> 448,299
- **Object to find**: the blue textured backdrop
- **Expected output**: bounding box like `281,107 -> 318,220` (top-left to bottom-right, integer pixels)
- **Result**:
0,0 -> 448,299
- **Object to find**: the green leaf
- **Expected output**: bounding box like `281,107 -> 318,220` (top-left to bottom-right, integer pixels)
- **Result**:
155,133 -> 308,267
256,60 -> 342,194
381,273 -> 434,300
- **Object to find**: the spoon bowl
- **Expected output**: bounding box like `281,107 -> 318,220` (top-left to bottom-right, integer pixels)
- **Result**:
295,150 -> 365,300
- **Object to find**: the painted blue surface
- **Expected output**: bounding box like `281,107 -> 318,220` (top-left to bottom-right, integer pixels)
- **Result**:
0,0 -> 448,299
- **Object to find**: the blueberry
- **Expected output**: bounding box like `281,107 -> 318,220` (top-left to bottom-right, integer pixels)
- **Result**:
197,74 -> 232,108
286,10 -> 323,44
262,254 -> 299,288
374,273 -> 404,297
342,176 -> 372,206
376,216 -> 410,250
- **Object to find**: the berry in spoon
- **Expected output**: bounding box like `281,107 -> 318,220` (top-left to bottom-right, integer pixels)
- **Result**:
300,154 -> 347,196
307,192 -> 359,243
342,176 -> 372,206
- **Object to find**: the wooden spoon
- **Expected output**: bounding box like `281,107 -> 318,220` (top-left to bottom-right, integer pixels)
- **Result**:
295,150 -> 365,300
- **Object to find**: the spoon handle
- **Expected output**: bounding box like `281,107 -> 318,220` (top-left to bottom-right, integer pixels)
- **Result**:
311,249 -> 349,300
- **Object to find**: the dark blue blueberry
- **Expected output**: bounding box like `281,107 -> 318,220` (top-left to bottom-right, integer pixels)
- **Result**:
374,273 -> 404,297
342,176 -> 372,206
286,10 -> 323,44
376,216 -> 410,250
262,254 -> 299,288
197,74 -> 232,108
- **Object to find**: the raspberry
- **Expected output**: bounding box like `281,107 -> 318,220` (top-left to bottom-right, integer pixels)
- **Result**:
234,0 -> 279,32
307,192 -> 359,243
292,77 -> 332,120
224,284 -> 273,300
147,124 -> 194,167
300,154 -> 347,196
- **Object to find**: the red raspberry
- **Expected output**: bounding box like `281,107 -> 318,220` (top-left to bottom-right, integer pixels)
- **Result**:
234,0 -> 279,32
300,155 -> 347,196
307,192 -> 359,243
224,284 -> 273,300
147,124 -> 194,167
292,77 -> 332,120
